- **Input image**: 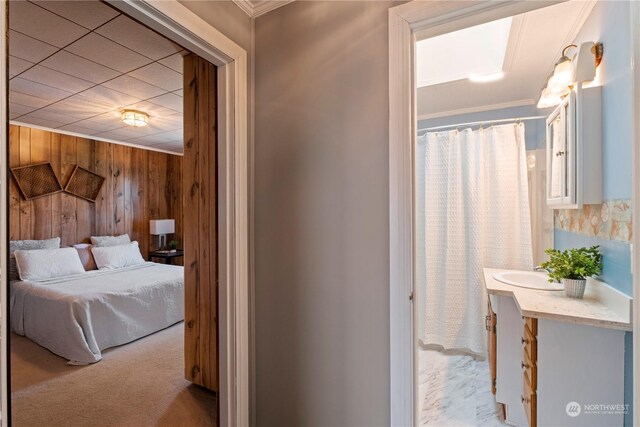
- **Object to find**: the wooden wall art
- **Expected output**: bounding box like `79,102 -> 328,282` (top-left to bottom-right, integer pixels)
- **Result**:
64,165 -> 106,203
10,162 -> 63,200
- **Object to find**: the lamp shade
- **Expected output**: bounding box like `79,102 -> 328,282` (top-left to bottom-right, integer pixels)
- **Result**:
150,219 -> 175,235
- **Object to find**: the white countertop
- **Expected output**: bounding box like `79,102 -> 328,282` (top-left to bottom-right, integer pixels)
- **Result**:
483,268 -> 632,331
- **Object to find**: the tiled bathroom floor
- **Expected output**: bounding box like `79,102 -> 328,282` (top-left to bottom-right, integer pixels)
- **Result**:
419,348 -> 506,426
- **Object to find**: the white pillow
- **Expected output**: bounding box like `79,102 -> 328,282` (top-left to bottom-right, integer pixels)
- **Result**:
90,234 -> 131,247
9,237 -> 61,281
14,247 -> 86,282
91,241 -> 146,270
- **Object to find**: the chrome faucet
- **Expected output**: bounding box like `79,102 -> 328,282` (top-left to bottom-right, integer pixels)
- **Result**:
534,265 -> 550,273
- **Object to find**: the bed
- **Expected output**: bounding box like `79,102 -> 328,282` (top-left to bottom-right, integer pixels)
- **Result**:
10,262 -> 184,364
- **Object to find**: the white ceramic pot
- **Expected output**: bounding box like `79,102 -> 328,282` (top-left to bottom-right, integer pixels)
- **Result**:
563,278 -> 587,299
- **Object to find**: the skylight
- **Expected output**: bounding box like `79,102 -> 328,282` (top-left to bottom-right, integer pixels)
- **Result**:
416,17 -> 513,87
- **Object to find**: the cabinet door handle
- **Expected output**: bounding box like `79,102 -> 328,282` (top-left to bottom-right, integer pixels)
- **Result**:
556,150 -> 565,156
521,395 -> 529,404
522,361 -> 530,370
521,337 -> 529,345
485,315 -> 491,331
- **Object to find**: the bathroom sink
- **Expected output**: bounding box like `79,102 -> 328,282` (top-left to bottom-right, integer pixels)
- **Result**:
492,271 -> 564,291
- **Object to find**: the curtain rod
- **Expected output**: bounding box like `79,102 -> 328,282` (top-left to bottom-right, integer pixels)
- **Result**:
418,115 -> 547,133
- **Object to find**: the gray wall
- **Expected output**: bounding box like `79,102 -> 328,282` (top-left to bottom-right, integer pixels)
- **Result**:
178,0 -> 251,52
254,1 -> 399,425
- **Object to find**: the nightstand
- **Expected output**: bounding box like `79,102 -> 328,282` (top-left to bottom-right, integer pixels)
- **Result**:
149,250 -> 184,265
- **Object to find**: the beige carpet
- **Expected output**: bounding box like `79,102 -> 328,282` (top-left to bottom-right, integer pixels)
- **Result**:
10,323 -> 217,427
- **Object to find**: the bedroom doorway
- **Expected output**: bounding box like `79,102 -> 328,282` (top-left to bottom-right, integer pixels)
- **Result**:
1,0 -> 249,425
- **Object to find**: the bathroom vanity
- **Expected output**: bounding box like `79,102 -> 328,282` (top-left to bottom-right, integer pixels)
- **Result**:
483,268 -> 632,427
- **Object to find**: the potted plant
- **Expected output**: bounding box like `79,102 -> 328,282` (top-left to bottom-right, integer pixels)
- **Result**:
168,239 -> 179,253
540,246 -> 602,299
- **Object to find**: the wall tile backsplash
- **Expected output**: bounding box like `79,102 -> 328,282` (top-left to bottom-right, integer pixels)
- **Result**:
555,199 -> 632,242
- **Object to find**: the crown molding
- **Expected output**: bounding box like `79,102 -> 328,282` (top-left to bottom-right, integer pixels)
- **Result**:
232,0 -> 295,18
418,98 -> 536,121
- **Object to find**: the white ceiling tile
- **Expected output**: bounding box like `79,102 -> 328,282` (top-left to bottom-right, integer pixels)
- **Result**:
158,53 -> 183,73
9,30 -> 58,63
78,86 -> 141,110
72,112 -> 125,133
21,65 -> 95,93
66,33 -> 151,73
9,1 -> 89,48
103,75 -> 166,100
40,50 -> 120,84
148,143 -> 183,154
95,15 -> 182,60
9,91 -> 51,109
9,102 -> 35,117
173,89 -> 183,97
57,122 -> 98,133
128,62 -> 182,92
14,114 -> 66,129
148,92 -> 182,112
9,56 -> 34,77
50,94 -> 114,120
125,100 -> 180,120
95,127 -> 157,141
32,0 -> 120,30
10,77 -> 73,102
19,108 -> 77,126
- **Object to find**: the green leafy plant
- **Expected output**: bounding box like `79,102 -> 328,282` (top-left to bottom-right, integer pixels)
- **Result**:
168,239 -> 179,250
540,246 -> 602,283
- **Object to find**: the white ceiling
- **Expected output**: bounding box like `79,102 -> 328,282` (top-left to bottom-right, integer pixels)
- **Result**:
417,1 -> 596,119
9,0 -> 185,154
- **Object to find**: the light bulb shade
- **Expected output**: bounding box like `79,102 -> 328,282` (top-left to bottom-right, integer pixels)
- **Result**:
548,58 -> 573,92
537,87 -> 562,109
122,110 -> 150,127
150,219 -> 175,235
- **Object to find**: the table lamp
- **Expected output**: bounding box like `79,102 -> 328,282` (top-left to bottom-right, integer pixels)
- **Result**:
150,219 -> 175,252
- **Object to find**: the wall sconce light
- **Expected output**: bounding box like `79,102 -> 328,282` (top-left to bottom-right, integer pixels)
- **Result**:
121,110 -> 150,127
537,41 -> 603,109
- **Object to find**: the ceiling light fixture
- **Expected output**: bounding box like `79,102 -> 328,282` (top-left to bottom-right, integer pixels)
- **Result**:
121,110 -> 150,127
537,42 -> 603,109
468,71 -> 505,83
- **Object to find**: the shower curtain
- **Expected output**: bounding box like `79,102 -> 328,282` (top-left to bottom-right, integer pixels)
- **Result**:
416,123 -> 533,355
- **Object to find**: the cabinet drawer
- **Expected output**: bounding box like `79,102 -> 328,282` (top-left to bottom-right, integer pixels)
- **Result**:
523,373 -> 537,427
524,316 -> 538,336
522,325 -> 537,363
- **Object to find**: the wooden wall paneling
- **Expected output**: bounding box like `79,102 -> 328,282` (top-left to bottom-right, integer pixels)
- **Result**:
9,125 -> 21,240
112,144 -> 126,236
60,135 -> 78,246
7,124 -> 182,255
76,137 -> 94,242
30,129 -> 52,240
197,58 -> 212,389
123,146 -> 134,246
131,148 -> 149,259
207,62 -> 218,391
183,53 -> 218,391
50,133 -> 62,240
18,127 -> 30,240
94,141 -> 108,237
184,53 -> 201,386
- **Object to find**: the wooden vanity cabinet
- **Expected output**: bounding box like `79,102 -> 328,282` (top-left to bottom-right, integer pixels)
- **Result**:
521,317 -> 538,427
487,300 -> 497,395
492,295 -> 626,427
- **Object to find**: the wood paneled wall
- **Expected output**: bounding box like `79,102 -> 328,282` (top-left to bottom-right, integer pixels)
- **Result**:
183,54 -> 218,391
9,124 -> 183,260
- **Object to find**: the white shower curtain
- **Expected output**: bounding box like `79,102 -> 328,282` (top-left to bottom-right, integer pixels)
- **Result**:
416,123 -> 533,355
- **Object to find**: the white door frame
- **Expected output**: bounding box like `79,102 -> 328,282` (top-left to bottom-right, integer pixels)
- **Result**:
389,1 -> 639,426
0,1 -> 250,426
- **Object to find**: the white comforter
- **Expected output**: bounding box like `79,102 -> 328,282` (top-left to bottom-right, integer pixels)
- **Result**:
10,262 -> 184,364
